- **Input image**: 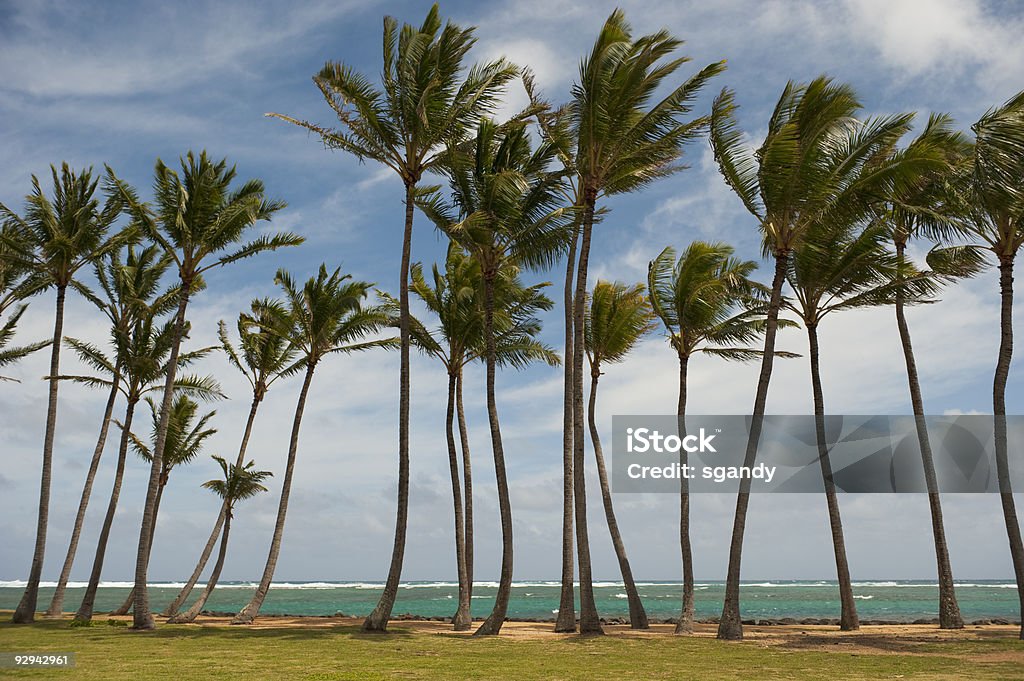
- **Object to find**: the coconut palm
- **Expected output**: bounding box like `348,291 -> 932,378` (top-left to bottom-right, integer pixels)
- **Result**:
168,458 -> 272,624
266,4 -> 517,632
162,306 -> 301,618
233,265 -> 393,624
583,281 -> 656,629
108,151 -> 299,629
709,76 -> 932,639
647,242 -> 789,633
0,163 -> 130,623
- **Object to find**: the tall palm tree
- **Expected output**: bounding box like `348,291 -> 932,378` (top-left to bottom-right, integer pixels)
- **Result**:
418,117 -> 570,635
109,151 -> 298,629
583,281 -> 656,629
169,457 -> 272,624
266,4 -> 516,632
647,242 -> 787,633
961,91 -> 1024,640
163,306 -> 300,618
0,163 -> 129,623
560,10 -> 723,634
708,77 -> 931,639
233,265 -> 393,624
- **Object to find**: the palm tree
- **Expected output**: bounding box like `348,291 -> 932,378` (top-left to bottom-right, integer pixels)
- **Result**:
233,265 -> 393,624
647,242 -> 787,633
109,151 -> 299,629
708,77 -> 931,639
560,10 -> 724,634
418,118 -> 570,636
583,281 -> 656,629
0,163 -> 129,623
266,4 -> 516,632
168,458 -> 271,624
46,245 -> 168,617
0,306 -> 49,381
0,225 -> 49,382
162,306 -> 300,618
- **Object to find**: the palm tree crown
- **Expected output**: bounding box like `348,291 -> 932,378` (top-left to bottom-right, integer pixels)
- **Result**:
202,457 -> 272,516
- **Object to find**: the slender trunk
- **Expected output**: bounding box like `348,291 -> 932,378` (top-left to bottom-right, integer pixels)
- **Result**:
46,363 -> 122,617
807,323 -> 859,631
112,478 -> 166,616
364,181 -> 415,632
894,240 -> 963,629
163,395 -> 261,617
74,398 -> 138,623
675,352 -> 695,634
233,363 -> 316,624
131,286 -> 190,630
169,513 -> 232,624
456,369 -> 474,609
13,284 -> 67,624
718,251 -> 788,641
573,190 -> 603,635
588,368 -> 648,629
474,272 -> 514,636
445,370 -> 471,630
993,257 -> 1024,641
555,224 -> 579,633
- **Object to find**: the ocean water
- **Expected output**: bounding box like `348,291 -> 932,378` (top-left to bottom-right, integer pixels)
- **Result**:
0,580 -> 1018,622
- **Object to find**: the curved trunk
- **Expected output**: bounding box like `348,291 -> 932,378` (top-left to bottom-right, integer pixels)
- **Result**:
555,224 -> 579,633
807,324 -> 859,631
132,287 -> 190,630
364,181 -> 415,633
13,284 -> 67,624
445,370 -> 471,630
233,363 -> 316,624
588,369 -> 648,629
163,395 -> 261,617
456,369 -> 474,612
718,251 -> 788,640
74,397 -> 138,623
169,513 -> 232,624
112,478 -> 166,616
47,363 -> 122,617
675,353 -> 695,634
473,272 -> 514,636
894,240 -> 963,629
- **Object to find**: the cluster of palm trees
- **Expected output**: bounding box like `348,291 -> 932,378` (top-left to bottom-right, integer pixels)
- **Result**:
3,4 -> 1023,642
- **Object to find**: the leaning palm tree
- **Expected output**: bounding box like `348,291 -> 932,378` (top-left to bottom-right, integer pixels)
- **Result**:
108,151 -> 299,629
233,265 -> 393,624
0,164 -> 130,623
709,77 -> 932,639
417,118 -> 571,636
162,306 -> 300,618
168,458 -> 272,624
266,4 -> 516,632
584,281 -> 656,629
558,10 -> 724,634
647,242 -> 788,633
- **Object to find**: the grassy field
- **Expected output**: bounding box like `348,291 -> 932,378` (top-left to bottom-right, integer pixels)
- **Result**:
1,616 -> 1022,680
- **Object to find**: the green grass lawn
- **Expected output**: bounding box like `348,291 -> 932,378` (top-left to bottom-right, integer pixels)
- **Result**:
1,619 -> 1022,680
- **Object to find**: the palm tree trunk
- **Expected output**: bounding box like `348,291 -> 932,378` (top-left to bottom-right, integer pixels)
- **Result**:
718,251 -> 789,641
894,240 -> 963,629
456,369 -> 474,612
573,190 -> 603,635
675,352 -> 695,634
169,513 -> 232,624
445,370 -> 471,630
807,323 -> 859,631
163,395 -> 261,617
555,224 -> 579,633
112,478 -> 166,616
588,369 -> 648,629
233,363 -> 316,624
474,272 -> 514,636
13,284 -> 67,624
46,364 -> 122,617
131,287 -> 190,630
74,398 -> 137,622
364,181 -> 415,633
993,257 -> 1024,641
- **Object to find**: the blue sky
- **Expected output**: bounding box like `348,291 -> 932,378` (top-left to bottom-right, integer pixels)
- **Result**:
1,0 -> 1023,586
